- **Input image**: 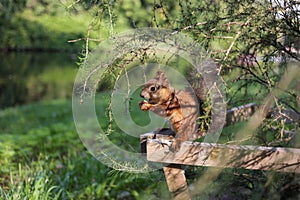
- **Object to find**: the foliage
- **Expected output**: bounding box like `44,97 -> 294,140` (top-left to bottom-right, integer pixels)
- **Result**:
0,0 -> 105,51
1,96 -> 298,199
75,0 -> 299,144
70,0 -> 299,199
0,99 -> 170,199
0,10 -> 87,51
0,0 -> 26,48
1,0 -> 299,199
0,0 -> 27,26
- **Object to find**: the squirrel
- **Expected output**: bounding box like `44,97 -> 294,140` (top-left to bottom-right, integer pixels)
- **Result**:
139,70 -> 205,151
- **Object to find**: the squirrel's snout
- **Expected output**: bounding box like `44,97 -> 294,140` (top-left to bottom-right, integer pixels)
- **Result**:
140,90 -> 148,99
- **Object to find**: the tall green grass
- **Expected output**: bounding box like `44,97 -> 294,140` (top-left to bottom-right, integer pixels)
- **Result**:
0,98 -> 169,199
1,93 -> 299,199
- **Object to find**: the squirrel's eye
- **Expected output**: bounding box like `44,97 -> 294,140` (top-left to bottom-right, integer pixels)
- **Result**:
150,86 -> 156,92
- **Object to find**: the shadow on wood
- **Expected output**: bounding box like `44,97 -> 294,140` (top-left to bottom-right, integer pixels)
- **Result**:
140,103 -> 300,199
142,132 -> 300,173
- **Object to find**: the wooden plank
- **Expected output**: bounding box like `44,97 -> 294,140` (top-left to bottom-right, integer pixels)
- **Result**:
225,103 -> 300,126
225,103 -> 258,126
143,133 -> 300,173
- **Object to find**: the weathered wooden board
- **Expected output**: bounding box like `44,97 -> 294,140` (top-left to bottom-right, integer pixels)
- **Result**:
225,103 -> 258,126
225,103 -> 300,126
141,133 -> 300,173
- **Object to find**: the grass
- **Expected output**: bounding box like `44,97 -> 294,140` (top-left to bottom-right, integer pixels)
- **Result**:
0,91 -> 299,199
0,97 -> 170,199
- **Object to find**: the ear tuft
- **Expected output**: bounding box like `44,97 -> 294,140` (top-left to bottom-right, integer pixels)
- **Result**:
155,70 -> 170,87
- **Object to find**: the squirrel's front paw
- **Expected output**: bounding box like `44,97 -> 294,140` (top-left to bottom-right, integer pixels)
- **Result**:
139,100 -> 152,111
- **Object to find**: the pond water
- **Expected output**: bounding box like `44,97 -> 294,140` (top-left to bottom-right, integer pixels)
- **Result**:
0,52 -> 78,108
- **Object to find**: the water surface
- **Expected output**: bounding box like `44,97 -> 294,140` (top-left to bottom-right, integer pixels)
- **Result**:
0,52 -> 78,108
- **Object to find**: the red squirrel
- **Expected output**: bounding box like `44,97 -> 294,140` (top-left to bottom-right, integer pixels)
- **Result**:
139,70 -> 203,150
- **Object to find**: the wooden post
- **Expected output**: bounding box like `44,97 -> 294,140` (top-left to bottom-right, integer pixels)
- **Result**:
141,131 -> 191,199
163,164 -> 190,200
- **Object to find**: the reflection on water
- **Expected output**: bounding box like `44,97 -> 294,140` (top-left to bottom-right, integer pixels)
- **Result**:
0,52 -> 78,108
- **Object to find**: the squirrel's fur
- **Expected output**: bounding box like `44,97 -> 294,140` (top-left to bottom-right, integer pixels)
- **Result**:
139,70 -> 203,150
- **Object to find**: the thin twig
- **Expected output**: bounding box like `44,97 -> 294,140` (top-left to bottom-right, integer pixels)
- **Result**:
67,0 -> 81,9
68,38 -> 102,43
107,2 -> 115,36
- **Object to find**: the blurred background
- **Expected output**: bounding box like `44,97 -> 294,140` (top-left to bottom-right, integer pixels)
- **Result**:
0,0 -> 299,199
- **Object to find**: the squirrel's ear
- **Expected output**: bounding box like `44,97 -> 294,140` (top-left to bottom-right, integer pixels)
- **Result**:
156,70 -> 170,87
